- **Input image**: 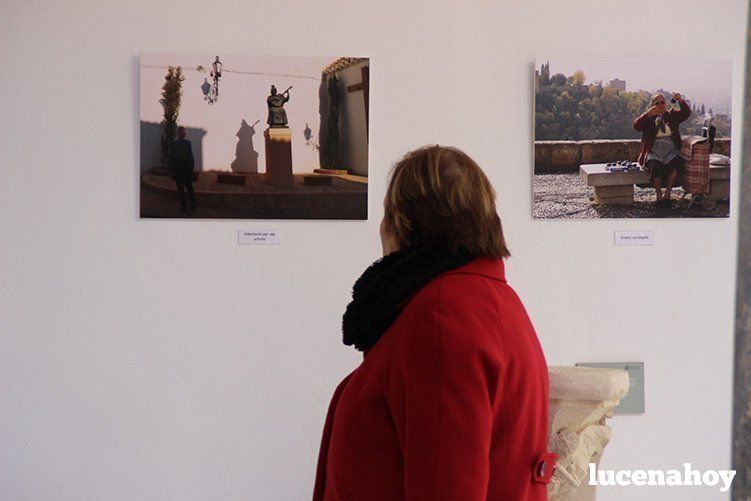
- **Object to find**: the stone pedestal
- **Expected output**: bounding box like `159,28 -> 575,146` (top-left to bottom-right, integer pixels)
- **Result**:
547,366 -> 630,501
593,185 -> 634,206
264,127 -> 294,189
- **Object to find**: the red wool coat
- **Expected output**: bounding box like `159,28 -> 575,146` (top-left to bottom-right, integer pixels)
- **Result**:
313,257 -> 553,500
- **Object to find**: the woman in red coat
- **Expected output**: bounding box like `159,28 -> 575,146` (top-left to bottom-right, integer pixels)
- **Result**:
313,146 -> 556,500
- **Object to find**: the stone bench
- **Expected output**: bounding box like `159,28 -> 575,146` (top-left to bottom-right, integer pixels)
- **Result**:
579,163 -> 731,206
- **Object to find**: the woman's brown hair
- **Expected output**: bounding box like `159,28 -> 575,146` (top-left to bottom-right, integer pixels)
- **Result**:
383,145 -> 510,259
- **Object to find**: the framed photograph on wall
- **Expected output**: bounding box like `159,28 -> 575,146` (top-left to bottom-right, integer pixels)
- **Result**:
139,54 -> 369,219
533,57 -> 732,219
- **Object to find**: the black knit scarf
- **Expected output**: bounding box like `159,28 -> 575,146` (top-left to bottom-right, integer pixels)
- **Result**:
342,246 -> 474,352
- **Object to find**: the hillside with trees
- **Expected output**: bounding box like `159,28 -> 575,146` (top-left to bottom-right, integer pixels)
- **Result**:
535,66 -> 731,141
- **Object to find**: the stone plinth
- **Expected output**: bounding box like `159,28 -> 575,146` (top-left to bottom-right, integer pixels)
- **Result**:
547,366 -> 630,501
593,185 -> 635,206
264,127 -> 294,189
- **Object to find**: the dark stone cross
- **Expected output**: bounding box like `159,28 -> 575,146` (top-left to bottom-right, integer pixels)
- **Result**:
346,66 -> 370,135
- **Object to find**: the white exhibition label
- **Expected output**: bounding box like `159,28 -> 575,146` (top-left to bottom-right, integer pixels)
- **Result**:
238,230 -> 280,245
614,230 -> 654,246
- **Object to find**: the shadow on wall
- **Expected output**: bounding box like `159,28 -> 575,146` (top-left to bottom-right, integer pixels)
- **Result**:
140,121 -> 206,172
231,119 -> 260,173
201,78 -> 211,98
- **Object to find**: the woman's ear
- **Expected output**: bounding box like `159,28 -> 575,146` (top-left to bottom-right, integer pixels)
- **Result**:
380,218 -> 400,256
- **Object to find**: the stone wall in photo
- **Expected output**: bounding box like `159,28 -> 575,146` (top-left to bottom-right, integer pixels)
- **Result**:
535,138 -> 731,173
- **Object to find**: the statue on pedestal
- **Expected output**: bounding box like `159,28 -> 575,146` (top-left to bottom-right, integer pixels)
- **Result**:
266,85 -> 292,128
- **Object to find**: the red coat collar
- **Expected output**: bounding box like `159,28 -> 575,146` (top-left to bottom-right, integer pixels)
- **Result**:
361,257 -> 507,359
439,256 -> 507,283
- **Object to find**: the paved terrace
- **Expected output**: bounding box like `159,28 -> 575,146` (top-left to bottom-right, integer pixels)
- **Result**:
140,169 -> 367,219
533,173 -> 729,219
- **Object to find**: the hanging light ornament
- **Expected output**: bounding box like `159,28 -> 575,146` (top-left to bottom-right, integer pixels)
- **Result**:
205,56 -> 222,104
212,56 -> 222,79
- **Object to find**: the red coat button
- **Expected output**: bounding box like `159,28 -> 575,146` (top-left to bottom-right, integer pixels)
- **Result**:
532,452 -> 558,484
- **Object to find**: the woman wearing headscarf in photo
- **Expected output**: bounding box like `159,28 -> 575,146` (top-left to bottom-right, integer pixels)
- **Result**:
633,92 -> 691,208
313,146 -> 556,501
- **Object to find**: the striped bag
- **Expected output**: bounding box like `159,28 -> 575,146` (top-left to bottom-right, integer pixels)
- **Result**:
680,136 -> 710,195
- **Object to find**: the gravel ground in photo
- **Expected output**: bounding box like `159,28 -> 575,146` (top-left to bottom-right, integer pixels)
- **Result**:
533,173 -> 729,219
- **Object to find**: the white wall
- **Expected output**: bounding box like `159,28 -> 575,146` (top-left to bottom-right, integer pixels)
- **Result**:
0,1 -> 746,500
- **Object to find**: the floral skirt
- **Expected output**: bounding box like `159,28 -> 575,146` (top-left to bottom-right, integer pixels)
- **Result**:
646,137 -> 682,179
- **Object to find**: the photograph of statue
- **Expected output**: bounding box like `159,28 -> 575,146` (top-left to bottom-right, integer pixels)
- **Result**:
139,54 -> 370,219
532,57 -> 732,219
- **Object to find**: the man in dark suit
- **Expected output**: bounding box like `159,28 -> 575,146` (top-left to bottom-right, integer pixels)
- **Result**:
169,126 -> 197,212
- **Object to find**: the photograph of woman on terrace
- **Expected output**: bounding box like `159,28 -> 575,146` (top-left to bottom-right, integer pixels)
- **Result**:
533,57 -> 732,219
